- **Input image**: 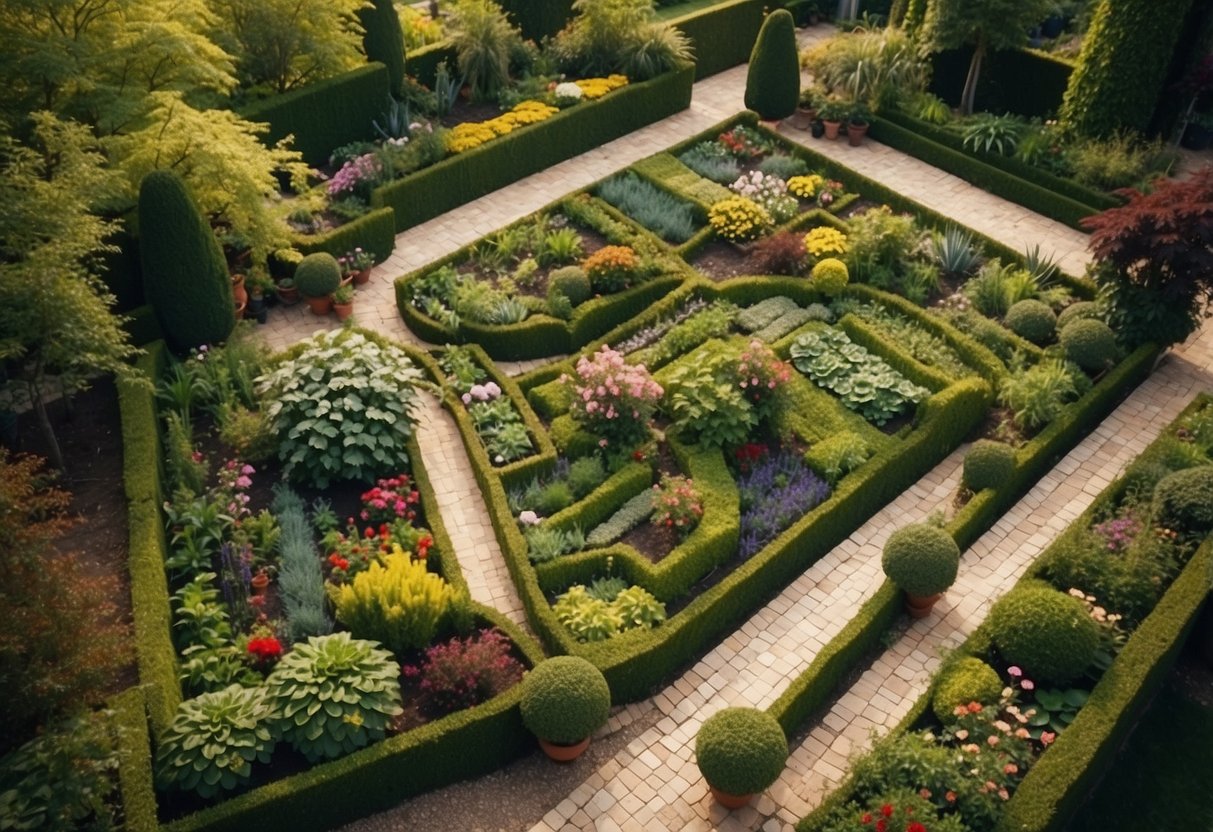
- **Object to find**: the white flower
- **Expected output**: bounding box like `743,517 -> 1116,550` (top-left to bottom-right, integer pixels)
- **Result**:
554,82 -> 583,102
518,510 -> 540,525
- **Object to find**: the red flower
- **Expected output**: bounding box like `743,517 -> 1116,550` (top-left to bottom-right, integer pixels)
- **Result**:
247,636 -> 283,663
861,813 -> 872,824
907,824 -> 927,832
875,821 -> 887,832
880,804 -> 893,818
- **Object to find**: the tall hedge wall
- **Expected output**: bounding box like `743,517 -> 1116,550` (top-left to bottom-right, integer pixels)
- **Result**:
498,0 -> 575,40
1060,0 -> 1195,137
929,46 -> 1073,119
240,64 -> 391,166
669,0 -> 766,80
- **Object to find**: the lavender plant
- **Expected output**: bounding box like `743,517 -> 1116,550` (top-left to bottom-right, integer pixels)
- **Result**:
737,450 -> 831,558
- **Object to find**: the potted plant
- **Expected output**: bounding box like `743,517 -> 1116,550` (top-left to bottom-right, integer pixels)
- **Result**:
817,97 -> 848,140
519,656 -> 610,762
332,284 -> 355,322
695,707 -> 788,809
341,247 -> 375,285
269,247 -> 303,281
276,277 -> 300,305
295,252 -> 342,315
246,270 -> 274,324
792,88 -> 820,131
846,101 -> 870,146
880,523 -> 961,618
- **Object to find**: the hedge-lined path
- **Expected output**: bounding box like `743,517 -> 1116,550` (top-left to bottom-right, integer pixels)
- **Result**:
413,392 -> 533,633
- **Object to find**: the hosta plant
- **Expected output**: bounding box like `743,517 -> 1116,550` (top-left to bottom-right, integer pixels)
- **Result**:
257,331 -> 426,487
665,362 -> 757,449
155,684 -> 276,799
265,633 -> 402,763
790,329 -> 929,425
553,583 -> 666,642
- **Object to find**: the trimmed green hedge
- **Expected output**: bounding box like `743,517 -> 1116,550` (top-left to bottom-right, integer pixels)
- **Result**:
404,41 -> 458,88
929,47 -> 1074,120
293,207 -> 396,265
240,64 -> 391,166
123,304 -> 164,348
110,687 -> 159,832
499,0 -> 574,40
669,0 -> 766,80
868,114 -> 1107,232
372,63 -> 695,233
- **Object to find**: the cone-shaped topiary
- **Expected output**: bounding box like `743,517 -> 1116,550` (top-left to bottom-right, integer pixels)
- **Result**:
881,523 -> 960,597
138,170 -> 234,352
360,0 -> 407,97
931,657 -> 1003,723
1060,318 -> 1118,373
519,656 -> 610,744
1004,299 -> 1057,345
1153,465 -> 1213,535
695,707 -> 788,797
987,582 -> 1100,686
295,253 -> 343,299
810,257 -> 850,295
963,440 -> 1016,492
744,10 -> 800,121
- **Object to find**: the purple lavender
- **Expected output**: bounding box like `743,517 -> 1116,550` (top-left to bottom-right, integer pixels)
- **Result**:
737,449 -> 831,558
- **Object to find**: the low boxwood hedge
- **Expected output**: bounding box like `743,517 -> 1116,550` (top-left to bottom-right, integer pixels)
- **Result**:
665,0 -> 766,80
293,207 -> 396,265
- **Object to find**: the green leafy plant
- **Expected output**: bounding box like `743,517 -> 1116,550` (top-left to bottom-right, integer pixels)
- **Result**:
519,656 -> 611,744
987,583 -> 1101,686
525,524 -> 586,564
790,329 -> 929,425
266,633 -> 403,763
804,431 -> 870,485
586,490 -> 655,546
962,113 -> 1024,155
1004,299 -> 1057,345
880,523 -> 960,597
449,0 -> 522,99
548,266 -> 592,307
931,225 -> 981,276
538,227 -> 584,268
1152,465 -> 1213,535
1028,687 -> 1090,738
931,657 -> 1004,722
842,205 -> 922,288
665,362 -> 757,448
257,330 -> 425,487
998,359 -> 1079,432
695,707 -> 788,797
334,552 -> 454,653
155,684 -> 275,799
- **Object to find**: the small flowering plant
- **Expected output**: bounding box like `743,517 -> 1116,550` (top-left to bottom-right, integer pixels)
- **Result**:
460,381 -> 502,405
583,245 -> 639,293
804,226 -> 849,258
553,81 -> 584,106
1091,510 -> 1143,553
400,628 -> 525,716
816,179 -> 846,208
709,197 -> 773,243
788,174 -> 825,199
359,474 -> 420,526
728,339 -> 791,419
852,791 -> 941,832
650,475 -> 704,538
730,171 -> 798,223
326,153 -> 384,199
717,126 -> 771,161
245,628 -> 284,667
560,346 -> 663,446
338,247 -> 374,273
733,442 -> 769,475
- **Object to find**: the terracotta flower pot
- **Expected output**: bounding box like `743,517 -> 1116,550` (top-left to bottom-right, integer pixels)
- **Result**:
305,295 -> 333,315
276,283 -> 300,305
352,267 -> 372,286
822,119 -> 842,140
791,107 -> 817,130
231,273 -> 248,307
333,300 -> 354,321
905,591 -> 943,619
847,120 -> 869,147
709,786 -> 754,809
250,572 -> 269,597
537,736 -> 590,762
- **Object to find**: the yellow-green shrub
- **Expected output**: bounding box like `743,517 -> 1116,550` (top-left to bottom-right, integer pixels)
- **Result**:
334,548 -> 454,653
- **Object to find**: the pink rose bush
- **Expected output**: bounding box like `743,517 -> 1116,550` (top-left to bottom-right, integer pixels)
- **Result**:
560,346 -> 662,445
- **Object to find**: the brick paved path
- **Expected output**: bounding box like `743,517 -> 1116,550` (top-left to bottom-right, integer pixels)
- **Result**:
253,26 -> 1213,831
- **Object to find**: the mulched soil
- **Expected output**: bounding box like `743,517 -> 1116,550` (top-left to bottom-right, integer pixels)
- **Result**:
689,239 -> 752,282
455,222 -> 611,302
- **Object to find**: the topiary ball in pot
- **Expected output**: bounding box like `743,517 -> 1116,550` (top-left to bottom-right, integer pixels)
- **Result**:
962,440 -> 1016,493
810,257 -> 850,296
931,657 -> 1004,723
1060,318 -> 1118,373
294,252 -> 342,299
695,707 -> 788,804
987,583 -> 1099,687
520,656 -> 611,748
881,523 -> 960,599
1152,464 -> 1213,535
1004,299 -> 1057,345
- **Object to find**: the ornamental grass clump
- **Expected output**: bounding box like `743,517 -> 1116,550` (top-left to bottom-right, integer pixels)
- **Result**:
334,547 -> 454,653
695,707 -> 788,797
519,656 -> 610,744
987,583 -> 1100,687
880,523 -> 960,598
560,346 -> 663,446
155,684 -> 276,799
709,197 -> 773,243
265,632 -> 402,763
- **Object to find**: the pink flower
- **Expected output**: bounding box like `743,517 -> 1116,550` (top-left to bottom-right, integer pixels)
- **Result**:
1041,731 -> 1056,746
1008,666 -> 1022,677
1021,679 -> 1035,691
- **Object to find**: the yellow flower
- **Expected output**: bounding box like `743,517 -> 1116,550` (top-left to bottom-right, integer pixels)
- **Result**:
788,174 -> 824,199
445,100 -> 559,154
804,226 -> 848,256
708,197 -> 772,243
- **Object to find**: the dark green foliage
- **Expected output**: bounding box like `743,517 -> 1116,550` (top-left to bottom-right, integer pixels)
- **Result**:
987,583 -> 1100,686
1153,465 -> 1213,535
1060,0 -> 1194,137
497,0 -> 575,41
360,0 -> 406,97
1056,300 -> 1099,330
568,456 -> 607,499
1004,298 -> 1056,345
296,209 -> 396,268
668,0 -> 766,80
926,45 -> 1073,120
1039,531 -> 1164,626
962,439 -> 1015,492
138,170 -> 233,353
695,707 -> 788,796
519,656 -> 610,743
597,173 -> 697,243
536,481 -> 576,516
1060,319 -> 1118,373
241,65 -> 391,166
294,253 -> 342,298
744,10 -> 799,120
549,266 -> 592,306
880,523 -> 960,597
932,657 -> 1003,722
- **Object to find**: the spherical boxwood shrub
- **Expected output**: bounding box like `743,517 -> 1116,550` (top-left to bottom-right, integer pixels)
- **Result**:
1056,300 -> 1099,330
1152,465 -> 1213,534
1004,299 -> 1057,345
931,657 -> 1004,723
155,684 -> 276,798
1060,318 -> 1118,373
810,257 -> 850,296
695,707 -> 788,796
987,583 -> 1100,686
519,656 -> 610,744
962,440 -> 1016,492
294,252 -> 342,299
265,632 -> 402,763
549,265 -> 592,307
257,330 -> 425,488
881,524 -> 961,597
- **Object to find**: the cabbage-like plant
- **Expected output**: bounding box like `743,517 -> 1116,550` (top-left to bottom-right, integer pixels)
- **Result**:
257,330 -> 426,487
155,684 -> 276,798
265,633 -> 402,763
